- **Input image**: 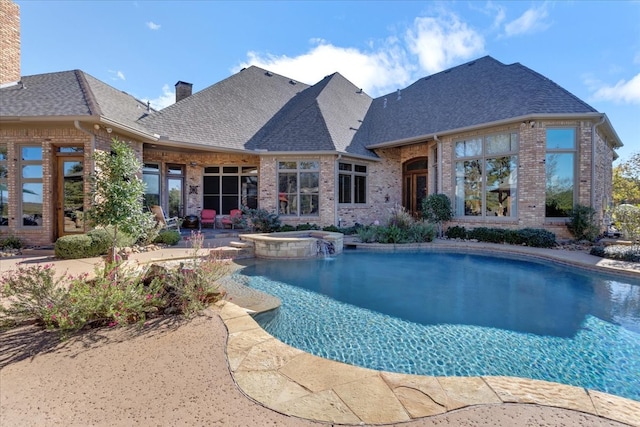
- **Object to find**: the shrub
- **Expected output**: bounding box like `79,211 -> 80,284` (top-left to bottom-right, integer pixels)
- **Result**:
445,225 -> 467,239
154,229 -> 181,246
376,224 -> 408,243
567,204 -> 599,242
279,224 -> 296,232
1,230 -> 231,337
86,228 -> 112,256
338,224 -> 362,235
356,226 -> 378,243
386,205 -> 414,230
590,244 -> 640,262
241,206 -> 281,233
467,227 -> 507,244
0,264 -> 68,329
55,234 -> 95,259
407,221 -> 436,242
0,235 -> 22,250
516,228 -> 556,248
296,223 -> 320,231
322,225 -> 340,232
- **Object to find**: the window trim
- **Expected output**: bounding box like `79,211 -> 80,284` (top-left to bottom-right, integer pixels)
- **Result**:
545,127 -> 577,219
202,165 -> 258,215
454,132 -> 519,219
338,161 -> 367,205
18,145 -> 44,228
277,160 -> 320,216
0,143 -> 7,227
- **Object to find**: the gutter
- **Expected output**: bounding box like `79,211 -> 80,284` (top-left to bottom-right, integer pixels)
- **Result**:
99,116 -> 159,141
365,112 -> 605,150
592,115 -> 606,210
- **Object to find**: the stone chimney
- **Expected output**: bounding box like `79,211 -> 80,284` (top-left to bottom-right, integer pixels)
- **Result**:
175,81 -> 193,103
0,0 -> 20,86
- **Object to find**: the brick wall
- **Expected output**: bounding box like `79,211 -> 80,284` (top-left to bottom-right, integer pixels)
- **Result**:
0,0 -> 20,85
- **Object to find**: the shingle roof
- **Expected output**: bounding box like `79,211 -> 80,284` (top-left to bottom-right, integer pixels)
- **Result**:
0,69 -> 153,135
140,66 -> 310,150
355,56 -> 599,147
247,72 -> 373,156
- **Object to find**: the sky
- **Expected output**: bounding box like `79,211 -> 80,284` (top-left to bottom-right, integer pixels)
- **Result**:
14,0 -> 640,163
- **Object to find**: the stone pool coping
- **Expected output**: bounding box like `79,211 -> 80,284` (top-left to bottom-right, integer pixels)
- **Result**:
219,239 -> 640,426
217,301 -> 639,426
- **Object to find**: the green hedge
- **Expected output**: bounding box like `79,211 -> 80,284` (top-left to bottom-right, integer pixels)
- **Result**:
445,226 -> 556,248
590,245 -> 640,262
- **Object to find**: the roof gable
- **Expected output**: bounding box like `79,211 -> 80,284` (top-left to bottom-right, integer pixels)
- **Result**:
356,56 -> 598,146
140,66 -> 309,150
247,72 -> 373,155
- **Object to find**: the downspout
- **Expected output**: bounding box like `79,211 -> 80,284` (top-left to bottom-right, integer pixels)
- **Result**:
434,134 -> 442,193
335,154 -> 342,227
591,115 -> 606,212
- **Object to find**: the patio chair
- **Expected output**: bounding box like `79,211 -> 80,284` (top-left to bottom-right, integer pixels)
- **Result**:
150,205 -> 180,231
221,209 -> 243,229
200,209 -> 216,230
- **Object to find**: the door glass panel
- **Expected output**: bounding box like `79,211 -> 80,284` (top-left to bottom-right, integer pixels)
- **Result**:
416,175 -> 427,215
167,178 -> 183,218
23,183 -> 43,226
63,160 -> 84,232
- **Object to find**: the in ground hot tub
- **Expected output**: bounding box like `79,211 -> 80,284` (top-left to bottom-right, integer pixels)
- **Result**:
239,230 -> 343,259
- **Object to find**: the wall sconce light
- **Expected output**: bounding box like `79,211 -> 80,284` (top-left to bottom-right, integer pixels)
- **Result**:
106,128 -> 112,134
190,161 -> 197,167
93,124 -> 100,130
385,194 -> 390,203
529,120 -> 535,128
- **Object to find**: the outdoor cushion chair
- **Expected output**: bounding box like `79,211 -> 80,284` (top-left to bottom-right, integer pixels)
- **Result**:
221,209 -> 243,229
200,209 -> 216,229
150,205 -> 180,231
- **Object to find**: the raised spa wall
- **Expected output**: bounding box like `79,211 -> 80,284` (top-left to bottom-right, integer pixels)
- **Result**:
239,231 -> 343,259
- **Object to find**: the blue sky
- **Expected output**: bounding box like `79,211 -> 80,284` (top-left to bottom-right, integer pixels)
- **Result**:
16,0 -> 640,162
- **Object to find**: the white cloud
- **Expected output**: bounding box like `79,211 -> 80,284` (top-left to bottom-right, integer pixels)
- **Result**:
236,11 -> 484,97
146,21 -> 161,30
590,73 -> 640,104
239,40 -> 414,97
504,4 -> 550,37
108,70 -> 125,81
145,84 -> 175,110
405,13 -> 485,74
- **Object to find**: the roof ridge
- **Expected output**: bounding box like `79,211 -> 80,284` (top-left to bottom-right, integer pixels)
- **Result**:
512,62 -> 597,112
74,70 -> 101,116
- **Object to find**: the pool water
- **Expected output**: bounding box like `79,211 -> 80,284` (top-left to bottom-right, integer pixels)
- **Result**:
237,251 -> 640,401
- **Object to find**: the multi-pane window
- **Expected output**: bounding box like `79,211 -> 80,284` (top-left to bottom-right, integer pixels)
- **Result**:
545,128 -> 575,217
0,144 -> 7,226
455,133 -> 518,217
278,161 -> 319,216
20,146 -> 43,227
142,163 -> 161,208
203,166 -> 258,215
338,162 -> 367,204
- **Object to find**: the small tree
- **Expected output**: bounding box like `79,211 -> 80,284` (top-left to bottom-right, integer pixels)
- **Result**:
613,204 -> 640,242
421,194 -> 453,237
87,138 -> 153,264
567,204 -> 599,242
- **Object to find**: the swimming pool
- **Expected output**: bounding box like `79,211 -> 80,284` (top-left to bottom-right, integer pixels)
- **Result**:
237,251 -> 640,401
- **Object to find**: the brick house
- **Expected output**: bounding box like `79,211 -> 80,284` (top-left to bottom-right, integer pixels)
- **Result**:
0,0 -> 623,247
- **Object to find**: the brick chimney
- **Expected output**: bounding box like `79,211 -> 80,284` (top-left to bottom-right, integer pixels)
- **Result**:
0,0 -> 20,86
175,81 -> 193,103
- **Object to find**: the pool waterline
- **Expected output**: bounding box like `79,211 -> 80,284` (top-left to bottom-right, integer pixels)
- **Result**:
236,250 -> 640,402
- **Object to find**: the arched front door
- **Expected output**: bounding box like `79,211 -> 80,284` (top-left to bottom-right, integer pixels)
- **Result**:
403,157 -> 428,217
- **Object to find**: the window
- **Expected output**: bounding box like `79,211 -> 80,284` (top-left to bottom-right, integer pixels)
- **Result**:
142,163 -> 160,208
0,144 -> 7,226
454,133 -> 518,217
278,161 -> 319,216
338,162 -> 367,204
545,128 -> 575,217
19,146 -> 43,227
203,166 -> 258,215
